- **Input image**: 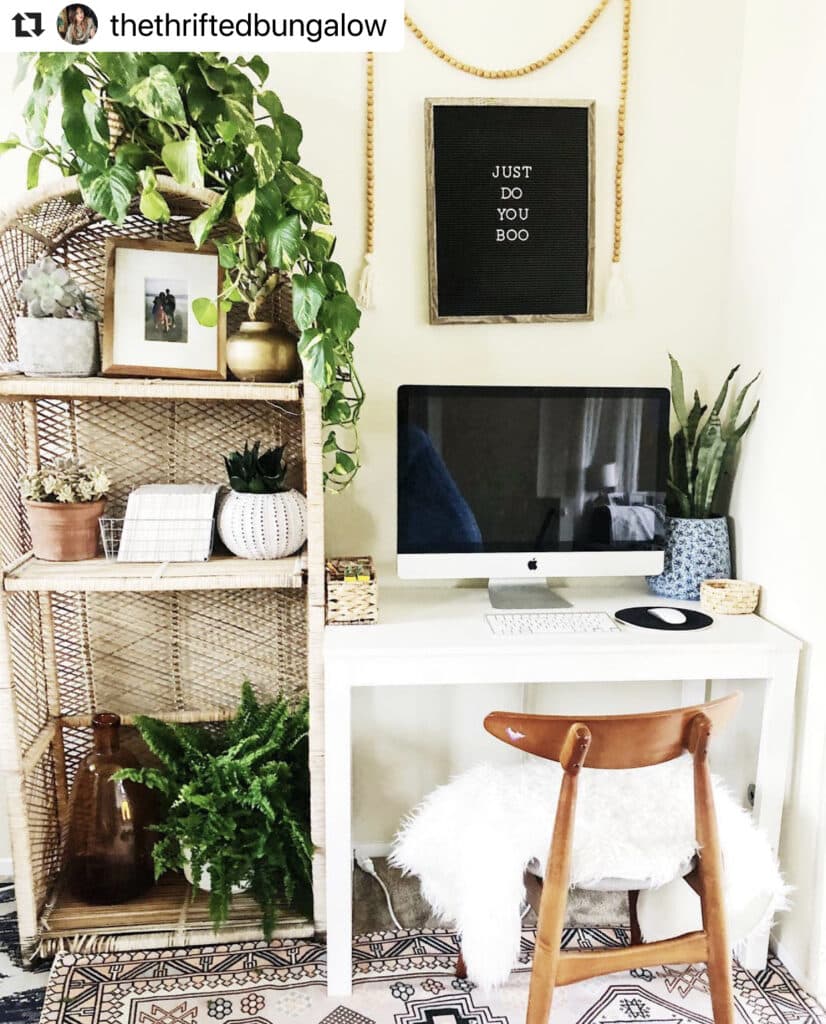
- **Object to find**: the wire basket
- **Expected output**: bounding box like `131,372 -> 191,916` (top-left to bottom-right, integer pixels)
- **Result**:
100,518 -> 215,563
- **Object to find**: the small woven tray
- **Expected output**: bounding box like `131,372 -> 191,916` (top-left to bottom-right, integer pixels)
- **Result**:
700,579 -> 760,615
326,556 -> 377,625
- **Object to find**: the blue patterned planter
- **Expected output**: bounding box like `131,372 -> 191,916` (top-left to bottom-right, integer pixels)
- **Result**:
646,517 -> 731,601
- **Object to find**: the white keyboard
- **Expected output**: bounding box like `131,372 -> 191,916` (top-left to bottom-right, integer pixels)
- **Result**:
486,611 -> 620,636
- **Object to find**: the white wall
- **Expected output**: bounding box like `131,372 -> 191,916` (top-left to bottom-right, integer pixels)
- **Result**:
0,0 -> 754,916
726,0 -> 826,994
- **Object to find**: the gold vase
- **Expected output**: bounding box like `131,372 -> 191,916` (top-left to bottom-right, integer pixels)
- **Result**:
226,322 -> 301,383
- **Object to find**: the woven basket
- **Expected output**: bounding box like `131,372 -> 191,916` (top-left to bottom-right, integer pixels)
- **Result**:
326,556 -> 377,625
700,579 -> 760,615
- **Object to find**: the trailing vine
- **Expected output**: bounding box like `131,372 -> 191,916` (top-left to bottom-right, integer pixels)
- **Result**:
2,52 -> 364,489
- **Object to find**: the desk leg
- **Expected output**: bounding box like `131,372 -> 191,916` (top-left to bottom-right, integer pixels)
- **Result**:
325,674 -> 353,996
742,651 -> 800,971
681,680 -> 709,707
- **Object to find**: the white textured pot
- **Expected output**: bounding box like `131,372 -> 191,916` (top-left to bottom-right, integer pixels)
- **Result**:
217,489 -> 307,560
182,849 -> 248,895
16,316 -> 99,377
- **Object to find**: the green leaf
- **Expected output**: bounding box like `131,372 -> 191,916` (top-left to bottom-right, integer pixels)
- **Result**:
83,97 -> 110,146
97,53 -> 141,84
26,151 -> 43,189
79,164 -> 138,225
246,125 -> 281,185
190,193 -> 227,248
130,65 -> 187,126
265,213 -> 302,271
216,120 -> 241,143
668,353 -> 688,429
114,142 -> 155,170
234,187 -> 257,228
334,452 -> 356,476
287,181 -> 319,213
239,55 -> 269,83
304,231 -> 335,263
139,184 -> 171,222
61,66 -> 106,168
322,262 -> 348,293
324,395 -> 353,424
319,292 -> 361,342
162,129 -> 204,189
297,328 -> 336,387
192,297 -> 218,328
710,365 -> 739,419
278,114 -> 303,162
291,273 -> 326,331
258,91 -> 284,120
323,430 -> 338,454
216,239 -> 238,269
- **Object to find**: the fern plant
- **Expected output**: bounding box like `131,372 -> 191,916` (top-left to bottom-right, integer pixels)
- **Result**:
116,682 -> 312,937
667,355 -> 760,519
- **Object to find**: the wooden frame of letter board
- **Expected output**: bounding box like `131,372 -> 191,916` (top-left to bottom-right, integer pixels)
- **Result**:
425,98 -> 595,325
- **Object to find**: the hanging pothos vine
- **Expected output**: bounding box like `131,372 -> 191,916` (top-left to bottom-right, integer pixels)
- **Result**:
2,52 -> 363,490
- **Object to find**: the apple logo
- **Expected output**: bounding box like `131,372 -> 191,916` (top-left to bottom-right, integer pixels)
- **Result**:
527,558 -> 538,571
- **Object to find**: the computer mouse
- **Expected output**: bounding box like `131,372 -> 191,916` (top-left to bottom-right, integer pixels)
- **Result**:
648,607 -> 688,626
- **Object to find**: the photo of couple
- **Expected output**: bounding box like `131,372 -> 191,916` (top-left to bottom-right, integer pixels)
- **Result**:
144,279 -> 188,344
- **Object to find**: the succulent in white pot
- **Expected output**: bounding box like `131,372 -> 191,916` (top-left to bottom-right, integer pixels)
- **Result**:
16,257 -> 100,377
216,441 -> 307,560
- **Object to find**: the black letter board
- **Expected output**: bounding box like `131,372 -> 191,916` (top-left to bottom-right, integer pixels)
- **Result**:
426,99 -> 594,324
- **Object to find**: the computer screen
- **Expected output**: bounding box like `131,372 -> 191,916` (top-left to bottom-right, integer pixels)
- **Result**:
397,385 -> 670,579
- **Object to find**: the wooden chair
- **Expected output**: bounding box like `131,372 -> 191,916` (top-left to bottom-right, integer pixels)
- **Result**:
462,693 -> 742,1024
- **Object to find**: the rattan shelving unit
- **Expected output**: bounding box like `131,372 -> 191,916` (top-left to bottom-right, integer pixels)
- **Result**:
0,182 -> 327,958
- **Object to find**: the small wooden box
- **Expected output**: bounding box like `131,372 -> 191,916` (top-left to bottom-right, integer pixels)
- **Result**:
326,557 -> 378,625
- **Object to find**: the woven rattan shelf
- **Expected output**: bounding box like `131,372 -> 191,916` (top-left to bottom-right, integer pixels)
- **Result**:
3,551 -> 307,592
0,375 -> 302,403
0,178 -> 327,960
38,873 -> 314,956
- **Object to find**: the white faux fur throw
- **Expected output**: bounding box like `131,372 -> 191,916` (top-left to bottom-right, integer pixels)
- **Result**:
390,757 -> 788,990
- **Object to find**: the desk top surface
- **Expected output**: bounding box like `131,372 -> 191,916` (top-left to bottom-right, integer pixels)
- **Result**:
324,582 -> 801,659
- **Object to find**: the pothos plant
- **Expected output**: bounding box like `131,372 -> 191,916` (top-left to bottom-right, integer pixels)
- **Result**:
2,52 -> 363,489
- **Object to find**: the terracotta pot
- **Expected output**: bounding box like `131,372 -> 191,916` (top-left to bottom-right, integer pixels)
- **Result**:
25,498 -> 106,561
226,321 -> 301,383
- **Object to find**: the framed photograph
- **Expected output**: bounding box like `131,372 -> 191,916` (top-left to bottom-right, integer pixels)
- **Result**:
426,98 -> 595,324
102,239 -> 226,379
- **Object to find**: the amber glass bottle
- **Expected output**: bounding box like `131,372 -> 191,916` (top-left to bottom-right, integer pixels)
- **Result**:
63,712 -> 156,904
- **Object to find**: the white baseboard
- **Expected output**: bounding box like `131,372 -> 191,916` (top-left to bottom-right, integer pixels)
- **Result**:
774,936 -> 815,994
0,857 -> 13,877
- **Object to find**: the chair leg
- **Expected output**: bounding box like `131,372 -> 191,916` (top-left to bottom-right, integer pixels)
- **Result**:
456,949 -> 467,979
628,890 -> 642,945
527,767 -> 582,1024
691,716 -> 735,1024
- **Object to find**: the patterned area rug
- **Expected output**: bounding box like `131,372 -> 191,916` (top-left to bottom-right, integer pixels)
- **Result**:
35,926 -> 825,1024
1,880 -> 49,1023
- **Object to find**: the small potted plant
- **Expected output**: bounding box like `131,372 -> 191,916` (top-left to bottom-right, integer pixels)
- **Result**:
20,459 -> 109,561
647,356 -> 759,600
15,257 -> 101,377
216,441 -> 307,559
115,682 -> 313,937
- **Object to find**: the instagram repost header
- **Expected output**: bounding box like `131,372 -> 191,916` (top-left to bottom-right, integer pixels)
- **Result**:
2,0 -> 403,51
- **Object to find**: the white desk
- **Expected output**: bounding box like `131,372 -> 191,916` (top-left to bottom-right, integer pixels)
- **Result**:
323,583 -> 801,996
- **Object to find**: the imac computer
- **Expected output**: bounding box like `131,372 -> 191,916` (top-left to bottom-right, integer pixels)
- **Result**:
397,385 -> 671,608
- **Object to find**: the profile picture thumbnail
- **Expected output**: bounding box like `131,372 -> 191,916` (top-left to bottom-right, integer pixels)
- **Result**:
57,5 -> 98,45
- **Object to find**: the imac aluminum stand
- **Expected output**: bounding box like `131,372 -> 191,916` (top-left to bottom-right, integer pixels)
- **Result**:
488,579 -> 572,609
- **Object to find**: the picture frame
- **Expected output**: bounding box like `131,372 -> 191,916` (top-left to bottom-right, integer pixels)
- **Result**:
102,239 -> 227,380
426,98 -> 595,324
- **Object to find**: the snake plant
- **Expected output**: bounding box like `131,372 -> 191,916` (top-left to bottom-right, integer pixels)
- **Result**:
666,355 -> 760,520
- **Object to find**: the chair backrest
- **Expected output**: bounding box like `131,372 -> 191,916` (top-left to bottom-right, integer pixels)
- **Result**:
484,693 -> 741,770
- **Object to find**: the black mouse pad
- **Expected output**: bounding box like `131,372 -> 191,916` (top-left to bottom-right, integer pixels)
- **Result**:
615,606 -> 714,631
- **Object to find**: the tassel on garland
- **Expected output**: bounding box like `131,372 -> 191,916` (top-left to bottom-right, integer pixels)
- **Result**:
357,251 -> 374,311
605,260 -> 630,317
